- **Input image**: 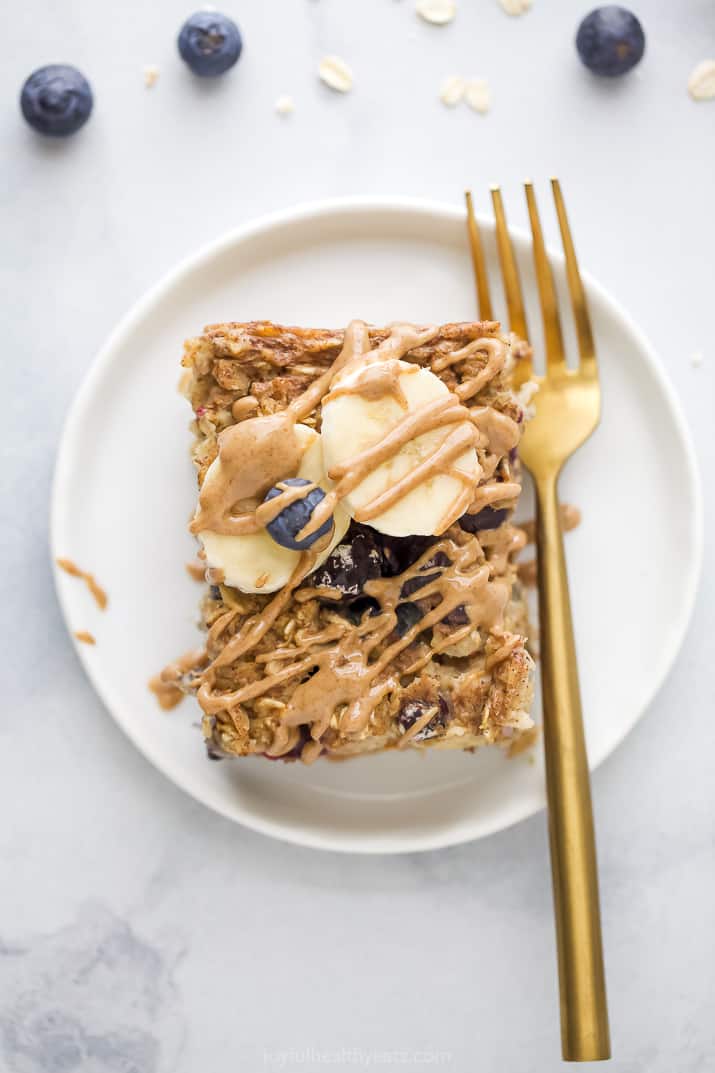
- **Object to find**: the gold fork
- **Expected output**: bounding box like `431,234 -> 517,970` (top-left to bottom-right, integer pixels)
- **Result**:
465,181 -> 610,1062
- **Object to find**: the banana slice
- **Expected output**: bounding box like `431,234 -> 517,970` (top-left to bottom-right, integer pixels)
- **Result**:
199,425 -> 350,593
321,362 -> 479,537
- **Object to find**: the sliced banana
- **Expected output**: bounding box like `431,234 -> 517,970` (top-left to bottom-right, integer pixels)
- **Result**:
199,425 -> 350,594
321,362 -> 479,537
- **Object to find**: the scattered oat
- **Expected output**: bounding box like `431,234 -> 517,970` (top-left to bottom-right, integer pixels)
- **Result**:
508,724 -> 539,757
254,572 -> 270,589
498,0 -> 532,14
416,0 -> 456,24
319,55 -> 353,93
690,351 -> 704,368
56,558 -> 108,610
465,78 -> 491,114
144,65 -> 160,89
74,631 -> 96,646
688,60 -> 715,101
275,94 -> 295,115
186,560 -> 206,582
439,75 -> 466,106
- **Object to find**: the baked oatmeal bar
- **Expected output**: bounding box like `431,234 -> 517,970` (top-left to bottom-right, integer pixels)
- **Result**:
163,319 -> 535,763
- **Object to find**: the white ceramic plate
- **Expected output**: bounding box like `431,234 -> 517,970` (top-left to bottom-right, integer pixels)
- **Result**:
51,198 -> 702,854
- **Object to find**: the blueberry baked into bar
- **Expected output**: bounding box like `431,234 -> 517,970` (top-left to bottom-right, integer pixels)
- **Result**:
169,319 -> 535,763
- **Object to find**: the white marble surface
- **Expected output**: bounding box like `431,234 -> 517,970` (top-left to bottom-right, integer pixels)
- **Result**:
2,1 -> 714,1070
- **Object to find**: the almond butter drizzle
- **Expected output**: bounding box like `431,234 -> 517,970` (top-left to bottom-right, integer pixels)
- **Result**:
178,320 -> 527,760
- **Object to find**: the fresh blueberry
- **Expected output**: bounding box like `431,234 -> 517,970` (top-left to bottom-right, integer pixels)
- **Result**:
264,478 -> 333,552
20,65 -> 93,137
400,549 -> 451,598
459,506 -> 509,533
378,533 -> 436,576
341,595 -> 382,626
178,11 -> 243,77
398,694 -> 451,742
395,602 -> 423,637
442,604 -> 470,627
576,7 -> 645,77
313,526 -> 383,595
209,585 -> 222,601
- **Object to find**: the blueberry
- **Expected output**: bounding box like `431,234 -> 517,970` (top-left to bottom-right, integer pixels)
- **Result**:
400,550 -> 451,598
576,7 -> 645,77
379,534 -> 436,576
341,595 -> 381,626
20,65 -> 93,137
395,601 -> 423,637
209,585 -> 222,601
264,478 -> 333,552
442,604 -> 470,627
313,526 -> 383,596
398,694 -> 451,742
178,11 -> 243,77
459,507 -> 509,533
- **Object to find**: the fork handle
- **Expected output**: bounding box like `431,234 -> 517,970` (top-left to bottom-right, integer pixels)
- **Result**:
534,472 -> 611,1062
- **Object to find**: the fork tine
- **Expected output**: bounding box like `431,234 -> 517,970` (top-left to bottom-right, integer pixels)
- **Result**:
491,186 -> 529,340
524,181 -> 567,372
465,191 -> 493,322
491,185 -> 532,388
551,178 -> 597,379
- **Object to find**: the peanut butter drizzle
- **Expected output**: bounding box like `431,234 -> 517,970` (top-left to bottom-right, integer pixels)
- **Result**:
468,481 -> 522,514
187,322 -> 523,754
242,533 -> 511,749
56,558 -> 108,610
323,357 -> 416,408
455,338 -> 507,401
149,649 -> 206,711
190,321 -> 507,551
190,411 -> 306,536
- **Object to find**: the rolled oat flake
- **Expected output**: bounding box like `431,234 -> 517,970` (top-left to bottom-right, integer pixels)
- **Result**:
439,75 -> 466,106
319,55 -> 353,93
498,0 -> 532,14
688,60 -> 715,101
416,0 -> 456,26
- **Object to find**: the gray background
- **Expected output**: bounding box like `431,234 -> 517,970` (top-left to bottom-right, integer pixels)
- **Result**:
2,1 -> 714,1071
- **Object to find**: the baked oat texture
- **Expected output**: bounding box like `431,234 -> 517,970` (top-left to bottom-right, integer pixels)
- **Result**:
174,321 -> 535,762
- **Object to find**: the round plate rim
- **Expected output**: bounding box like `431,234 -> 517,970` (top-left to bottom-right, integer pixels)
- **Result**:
50,195 -> 704,854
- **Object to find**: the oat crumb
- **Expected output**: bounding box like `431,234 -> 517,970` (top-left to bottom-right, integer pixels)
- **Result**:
508,724 -> 539,757
75,631 -> 96,646
498,0 -> 532,15
186,560 -> 206,582
688,60 -> 715,101
465,78 -> 491,114
439,75 -> 466,106
144,65 -> 160,89
275,94 -> 295,115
